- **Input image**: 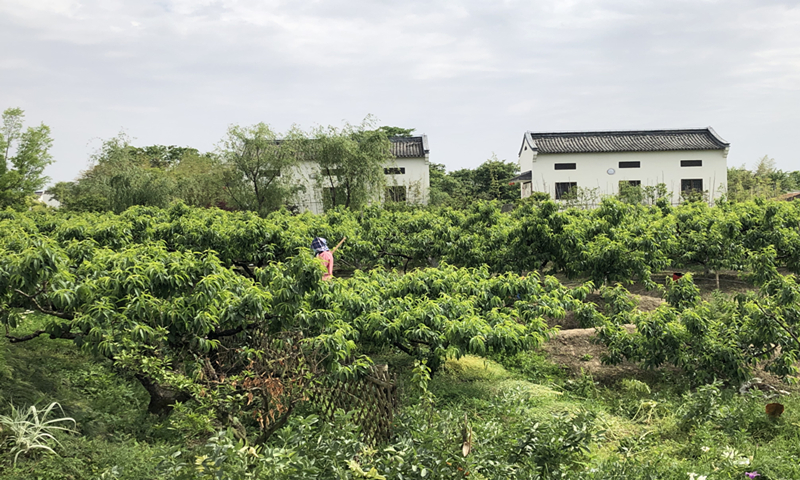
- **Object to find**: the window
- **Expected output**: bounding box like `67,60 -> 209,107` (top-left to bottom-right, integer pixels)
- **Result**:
619,180 -> 641,188
555,182 -> 577,200
681,179 -> 703,192
681,160 -> 703,167
384,167 -> 405,175
554,163 -> 576,170
385,186 -> 407,203
619,161 -> 640,169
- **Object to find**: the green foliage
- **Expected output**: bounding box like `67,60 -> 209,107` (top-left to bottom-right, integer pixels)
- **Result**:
57,134 -> 226,213
511,410 -> 602,476
3,198 -> 800,478
311,116 -> 392,211
726,155 -> 798,202
219,123 -> 303,215
0,435 -> 161,479
495,350 -> 566,383
677,380 -> 723,431
409,360 -> 435,409
158,428 -> 319,480
673,201 -> 746,277
0,108 -> 54,210
376,126 -> 414,137
599,267 -> 800,384
563,370 -> 599,398
3,313 -> 800,479
325,265 -> 577,372
664,273 -> 701,311
429,155 -> 519,206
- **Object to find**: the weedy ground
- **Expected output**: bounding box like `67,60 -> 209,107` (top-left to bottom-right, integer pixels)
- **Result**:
1,280 -> 799,479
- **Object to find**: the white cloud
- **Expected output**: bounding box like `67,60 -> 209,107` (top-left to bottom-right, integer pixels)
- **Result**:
0,0 -> 798,180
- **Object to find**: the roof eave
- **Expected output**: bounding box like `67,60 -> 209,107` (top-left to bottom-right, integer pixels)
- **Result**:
517,131 -> 538,157
705,126 -> 730,147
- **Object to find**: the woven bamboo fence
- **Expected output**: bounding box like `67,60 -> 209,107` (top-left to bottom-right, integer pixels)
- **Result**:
312,365 -> 399,445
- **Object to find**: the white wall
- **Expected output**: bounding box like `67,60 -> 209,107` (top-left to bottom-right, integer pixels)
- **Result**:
292,161 -> 325,214
385,157 -> 430,205
292,156 -> 430,214
519,149 -> 728,203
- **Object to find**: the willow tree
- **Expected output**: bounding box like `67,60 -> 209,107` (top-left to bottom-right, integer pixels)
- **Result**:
53,134 -> 186,213
310,117 -> 393,211
219,123 -> 304,216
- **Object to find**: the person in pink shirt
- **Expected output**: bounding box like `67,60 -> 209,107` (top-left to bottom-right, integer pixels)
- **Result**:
311,237 -> 335,280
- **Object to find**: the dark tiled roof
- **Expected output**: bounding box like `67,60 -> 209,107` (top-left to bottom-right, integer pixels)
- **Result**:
776,192 -> 800,201
509,170 -> 532,184
390,136 -> 428,158
526,128 -> 728,154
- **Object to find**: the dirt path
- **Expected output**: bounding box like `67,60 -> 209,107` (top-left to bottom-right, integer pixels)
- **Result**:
543,293 -> 664,382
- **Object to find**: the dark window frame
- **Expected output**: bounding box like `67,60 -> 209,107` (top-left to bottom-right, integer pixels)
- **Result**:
681,160 -> 703,167
681,179 -> 703,192
385,185 -> 407,203
554,163 -> 577,170
555,182 -> 577,200
620,180 -> 641,188
618,161 -> 640,169
384,167 -> 406,175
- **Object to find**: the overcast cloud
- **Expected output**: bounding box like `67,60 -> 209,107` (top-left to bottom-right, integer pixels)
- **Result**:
2,0 -> 799,183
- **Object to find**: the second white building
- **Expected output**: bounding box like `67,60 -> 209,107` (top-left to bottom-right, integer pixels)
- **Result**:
512,128 -> 730,203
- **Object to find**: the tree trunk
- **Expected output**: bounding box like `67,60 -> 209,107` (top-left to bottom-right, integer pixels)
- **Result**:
426,353 -> 442,377
134,373 -> 190,415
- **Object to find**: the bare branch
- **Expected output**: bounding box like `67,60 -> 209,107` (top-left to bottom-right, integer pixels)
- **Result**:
13,289 -> 74,320
756,303 -> 800,349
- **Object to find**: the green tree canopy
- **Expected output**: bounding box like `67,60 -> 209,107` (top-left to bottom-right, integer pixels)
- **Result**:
0,108 -> 54,209
726,155 -> 799,202
311,117 -> 393,211
218,123 -> 305,216
56,133 -> 227,213
430,155 -> 519,206
377,126 -> 415,137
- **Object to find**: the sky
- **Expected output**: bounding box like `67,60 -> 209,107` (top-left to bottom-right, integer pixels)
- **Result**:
2,0 -> 799,185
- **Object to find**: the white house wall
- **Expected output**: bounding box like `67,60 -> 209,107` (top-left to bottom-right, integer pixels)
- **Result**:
385,157 -> 430,204
292,157 -> 430,214
292,161 -> 326,214
522,149 -> 728,203
518,142 -> 536,198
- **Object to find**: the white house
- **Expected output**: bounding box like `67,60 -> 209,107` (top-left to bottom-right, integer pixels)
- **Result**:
34,190 -> 60,208
510,128 -> 729,203
295,135 -> 430,214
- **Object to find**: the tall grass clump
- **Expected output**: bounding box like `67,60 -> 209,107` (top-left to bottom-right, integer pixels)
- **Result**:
0,402 -> 76,465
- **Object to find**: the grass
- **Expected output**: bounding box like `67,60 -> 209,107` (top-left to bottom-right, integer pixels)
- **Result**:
414,352 -> 800,479
0,401 -> 76,465
1,314 -> 799,478
0,332 -> 150,439
0,314 -> 159,479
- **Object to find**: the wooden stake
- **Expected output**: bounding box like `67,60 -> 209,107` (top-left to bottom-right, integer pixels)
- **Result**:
331,236 -> 347,254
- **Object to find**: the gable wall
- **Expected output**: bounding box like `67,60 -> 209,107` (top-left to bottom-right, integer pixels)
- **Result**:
293,156 -> 430,214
